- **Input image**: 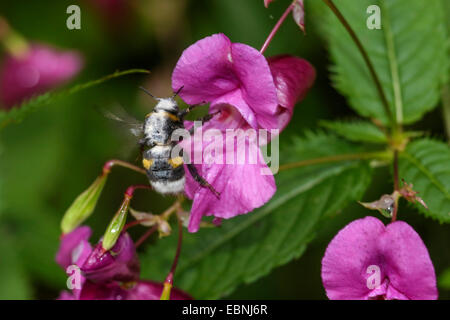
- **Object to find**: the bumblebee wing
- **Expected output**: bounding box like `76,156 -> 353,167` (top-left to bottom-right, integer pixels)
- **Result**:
101,105 -> 144,138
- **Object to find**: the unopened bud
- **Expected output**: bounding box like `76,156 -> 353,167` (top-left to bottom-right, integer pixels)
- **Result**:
102,195 -> 131,251
61,174 -> 107,234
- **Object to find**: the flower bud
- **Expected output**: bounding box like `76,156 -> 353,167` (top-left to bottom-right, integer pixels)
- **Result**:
102,194 -> 130,251
61,174 -> 108,234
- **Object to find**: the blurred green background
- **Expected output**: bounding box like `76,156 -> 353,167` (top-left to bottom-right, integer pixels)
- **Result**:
0,0 -> 449,299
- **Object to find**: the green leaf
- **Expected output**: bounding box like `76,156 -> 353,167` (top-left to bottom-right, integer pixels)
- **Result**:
323,0 -> 447,124
439,268 -> 450,290
320,119 -> 387,143
140,133 -> 373,299
399,139 -> 450,223
0,69 -> 150,129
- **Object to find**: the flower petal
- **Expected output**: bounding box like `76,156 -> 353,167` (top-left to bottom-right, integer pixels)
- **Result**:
55,226 -> 92,269
171,33 -> 237,104
172,34 -> 279,130
228,43 -> 279,129
184,125 -> 276,232
380,221 -> 438,300
268,55 -> 315,130
321,217 -> 386,300
79,280 -> 192,300
127,281 -> 192,300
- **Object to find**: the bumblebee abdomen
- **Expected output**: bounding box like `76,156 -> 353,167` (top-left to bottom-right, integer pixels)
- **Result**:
142,145 -> 186,194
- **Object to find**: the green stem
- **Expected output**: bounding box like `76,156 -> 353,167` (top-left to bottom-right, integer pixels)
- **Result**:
322,0 -> 394,127
279,151 -> 389,171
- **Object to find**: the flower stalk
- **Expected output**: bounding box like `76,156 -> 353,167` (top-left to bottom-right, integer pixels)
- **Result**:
260,1 -> 296,54
160,212 -> 183,300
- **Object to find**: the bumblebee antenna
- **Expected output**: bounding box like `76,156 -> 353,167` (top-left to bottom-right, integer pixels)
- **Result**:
172,86 -> 184,98
139,87 -> 160,101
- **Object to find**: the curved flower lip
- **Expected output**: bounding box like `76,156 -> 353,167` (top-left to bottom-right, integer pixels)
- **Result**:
182,120 -> 276,233
81,232 -> 140,283
56,226 -> 92,269
0,44 -> 83,108
267,55 -> 315,130
321,216 -> 438,300
78,280 -> 192,300
172,33 -> 279,130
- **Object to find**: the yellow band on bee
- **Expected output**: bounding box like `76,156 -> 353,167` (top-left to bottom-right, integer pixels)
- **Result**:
142,158 -> 153,170
162,111 -> 180,122
168,156 -> 183,168
145,111 -> 179,122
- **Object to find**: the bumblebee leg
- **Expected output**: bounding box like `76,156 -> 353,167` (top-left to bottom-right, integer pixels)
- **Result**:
188,111 -> 221,135
178,102 -> 206,119
138,138 -> 146,155
187,163 -> 221,199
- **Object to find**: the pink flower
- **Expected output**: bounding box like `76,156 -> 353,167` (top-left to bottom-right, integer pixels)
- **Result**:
268,54 -> 315,130
78,280 -> 192,300
321,216 -> 438,300
172,33 -> 279,130
55,226 -> 92,270
55,226 -> 92,299
55,227 -> 191,300
80,232 -> 140,283
0,44 -> 83,108
172,33 -> 314,232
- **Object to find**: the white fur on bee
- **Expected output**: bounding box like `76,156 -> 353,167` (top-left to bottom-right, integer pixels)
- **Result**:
155,98 -> 178,112
150,144 -> 171,153
150,177 -> 185,194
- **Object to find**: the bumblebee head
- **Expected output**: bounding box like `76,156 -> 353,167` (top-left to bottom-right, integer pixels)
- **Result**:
139,86 -> 183,113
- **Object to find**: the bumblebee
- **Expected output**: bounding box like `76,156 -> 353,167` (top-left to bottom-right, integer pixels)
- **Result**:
109,87 -> 219,197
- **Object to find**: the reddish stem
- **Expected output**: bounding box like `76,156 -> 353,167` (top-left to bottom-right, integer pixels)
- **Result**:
125,185 -> 152,198
102,159 -> 146,176
135,225 -> 159,248
260,2 -> 295,54
123,218 -> 152,232
164,214 -> 183,285
391,151 -> 400,222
